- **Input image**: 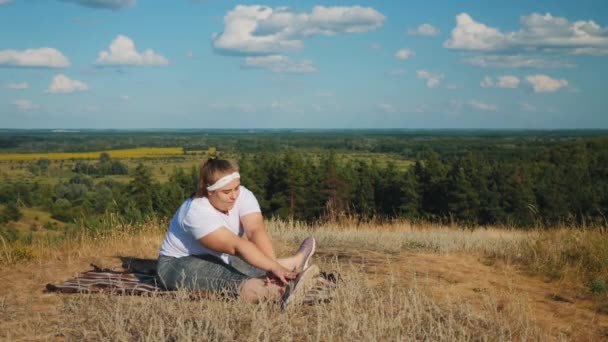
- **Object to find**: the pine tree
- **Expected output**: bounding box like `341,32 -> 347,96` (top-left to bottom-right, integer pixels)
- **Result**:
415,151 -> 448,221
444,159 -> 480,225
128,163 -> 155,218
283,152 -> 307,220
375,161 -> 401,218
352,160 -> 375,219
400,169 -> 420,218
319,152 -> 351,220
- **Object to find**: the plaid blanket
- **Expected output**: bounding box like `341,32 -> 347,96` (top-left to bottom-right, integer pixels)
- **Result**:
46,264 -> 339,303
45,264 -> 165,296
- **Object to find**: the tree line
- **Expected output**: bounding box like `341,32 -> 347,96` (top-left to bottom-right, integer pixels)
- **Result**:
1,138 -> 607,238
240,138 -> 607,227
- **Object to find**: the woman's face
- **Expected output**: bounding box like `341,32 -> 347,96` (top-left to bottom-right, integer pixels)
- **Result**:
208,177 -> 240,213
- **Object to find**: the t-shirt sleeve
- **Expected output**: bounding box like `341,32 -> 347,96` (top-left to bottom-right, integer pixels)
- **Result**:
237,186 -> 261,217
183,207 -> 225,240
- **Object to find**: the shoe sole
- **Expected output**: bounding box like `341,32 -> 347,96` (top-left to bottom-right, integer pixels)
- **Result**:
280,264 -> 320,310
301,237 -> 316,271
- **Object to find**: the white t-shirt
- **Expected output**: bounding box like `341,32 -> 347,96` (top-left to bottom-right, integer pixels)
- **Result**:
159,186 -> 261,264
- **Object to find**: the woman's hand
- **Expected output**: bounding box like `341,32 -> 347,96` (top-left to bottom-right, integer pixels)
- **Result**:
268,266 -> 297,285
199,229 -> 298,284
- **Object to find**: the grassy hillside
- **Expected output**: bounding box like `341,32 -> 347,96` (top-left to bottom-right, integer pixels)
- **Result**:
1,219 -> 607,340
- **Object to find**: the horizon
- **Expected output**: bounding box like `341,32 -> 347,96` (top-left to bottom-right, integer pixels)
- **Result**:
1,0 -> 608,129
2,128 -> 608,133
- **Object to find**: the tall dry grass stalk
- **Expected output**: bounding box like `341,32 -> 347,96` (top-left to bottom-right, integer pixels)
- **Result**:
501,228 -> 608,290
268,218 -> 531,255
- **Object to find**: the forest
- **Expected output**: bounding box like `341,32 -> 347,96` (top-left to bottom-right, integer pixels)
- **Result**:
1,130 -> 607,244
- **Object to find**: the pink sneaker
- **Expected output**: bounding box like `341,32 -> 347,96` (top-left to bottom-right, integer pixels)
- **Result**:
297,236 -> 316,271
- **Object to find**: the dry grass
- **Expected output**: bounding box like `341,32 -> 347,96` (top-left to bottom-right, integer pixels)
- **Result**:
271,219 -> 530,254
1,220 -> 607,340
38,264 -> 541,341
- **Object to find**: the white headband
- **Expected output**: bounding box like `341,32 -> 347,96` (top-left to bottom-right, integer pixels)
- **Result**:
207,172 -> 240,191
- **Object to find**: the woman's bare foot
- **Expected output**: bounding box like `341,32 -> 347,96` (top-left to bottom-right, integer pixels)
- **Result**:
239,277 -> 285,303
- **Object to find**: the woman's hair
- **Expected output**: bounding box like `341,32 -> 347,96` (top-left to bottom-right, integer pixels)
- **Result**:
195,157 -> 239,197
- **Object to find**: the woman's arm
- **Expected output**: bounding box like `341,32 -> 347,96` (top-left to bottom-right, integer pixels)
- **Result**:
240,212 -> 277,260
199,226 -> 295,284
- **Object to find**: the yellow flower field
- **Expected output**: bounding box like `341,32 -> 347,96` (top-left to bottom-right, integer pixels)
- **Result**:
0,147 -> 184,161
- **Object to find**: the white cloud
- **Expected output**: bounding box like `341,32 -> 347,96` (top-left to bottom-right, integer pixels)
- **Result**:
270,100 -> 293,111
6,82 -> 28,90
47,74 -> 89,93
408,23 -> 440,36
0,48 -> 70,68
469,100 -> 498,111
570,47 -> 608,56
444,12 -> 608,55
0,0 -> 13,5
15,99 -> 38,111
395,48 -> 414,60
212,5 -> 385,55
413,104 -> 430,113
444,13 -> 508,51
96,35 -> 169,66
464,55 -> 575,68
186,51 -> 197,59
61,0 -> 135,10
416,70 -> 444,88
480,76 -> 494,88
243,55 -> 316,74
517,13 -> 608,53
526,74 -> 568,93
120,95 -> 129,101
520,102 -> 537,112
481,75 -> 520,88
379,103 -> 396,113
496,75 -> 520,88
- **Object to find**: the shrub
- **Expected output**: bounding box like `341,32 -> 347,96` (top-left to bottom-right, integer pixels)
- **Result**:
0,202 -> 22,223
590,278 -> 607,295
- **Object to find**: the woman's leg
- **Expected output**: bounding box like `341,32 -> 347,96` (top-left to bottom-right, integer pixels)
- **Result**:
229,256 -> 266,277
157,255 -> 286,303
231,254 -> 303,273
157,255 -> 249,296
231,237 -> 315,273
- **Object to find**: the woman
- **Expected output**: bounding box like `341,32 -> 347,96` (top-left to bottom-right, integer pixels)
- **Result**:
157,158 -> 317,306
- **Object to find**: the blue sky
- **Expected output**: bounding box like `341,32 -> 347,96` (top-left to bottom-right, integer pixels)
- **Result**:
1,0 -> 607,129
